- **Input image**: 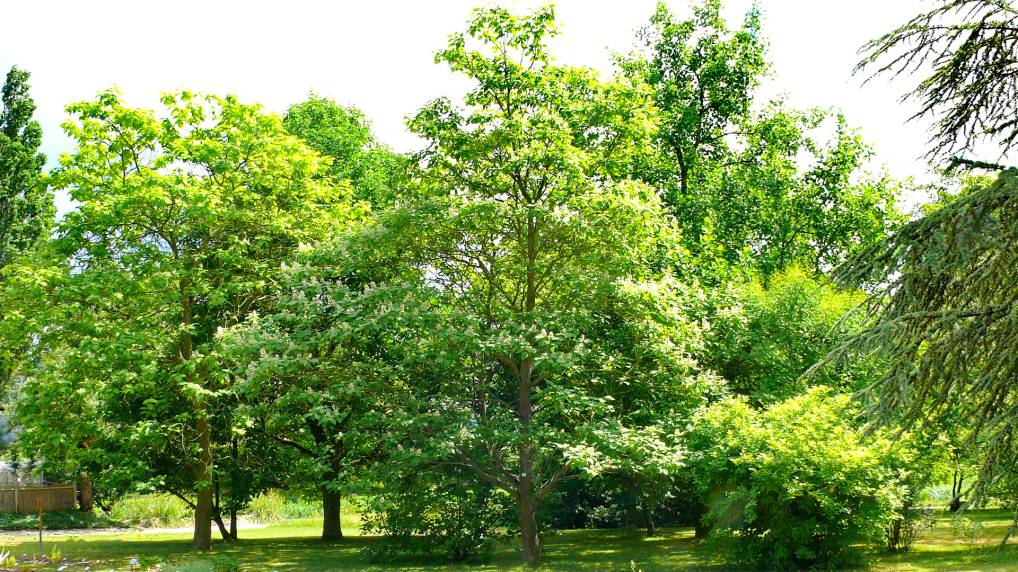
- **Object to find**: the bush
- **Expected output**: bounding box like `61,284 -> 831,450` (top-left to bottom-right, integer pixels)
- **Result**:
210,555 -> 240,572
245,491 -> 286,524
110,494 -> 190,528
703,269 -> 877,405
688,388 -> 906,568
541,479 -> 637,531
0,510 -> 119,530
540,478 -> 619,530
539,476 -> 703,533
245,491 -> 322,523
361,467 -> 513,563
951,516 -> 985,546
886,505 -> 936,553
921,484 -> 953,503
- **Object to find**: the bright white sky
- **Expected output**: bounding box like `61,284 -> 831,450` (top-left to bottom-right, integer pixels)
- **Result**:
1,0 -> 934,213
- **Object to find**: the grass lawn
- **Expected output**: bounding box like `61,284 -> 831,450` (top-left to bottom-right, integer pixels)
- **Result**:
3,510 -> 1018,571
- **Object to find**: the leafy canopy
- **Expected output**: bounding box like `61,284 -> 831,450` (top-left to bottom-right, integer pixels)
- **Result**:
13,89 -> 351,549
343,4 -> 715,564
625,2 -> 902,279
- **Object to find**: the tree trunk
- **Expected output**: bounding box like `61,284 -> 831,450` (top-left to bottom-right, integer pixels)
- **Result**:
308,421 -> 346,542
689,495 -> 711,539
192,414 -> 213,551
621,479 -> 655,537
679,159 -> 689,199
322,486 -> 343,541
887,519 -> 902,551
213,514 -> 234,541
78,473 -> 94,512
517,358 -> 540,566
181,288 -> 212,551
950,471 -> 964,512
228,436 -> 238,540
193,487 -> 213,549
518,484 -> 540,566
516,210 -> 543,567
97,498 -> 113,516
211,478 -> 236,541
641,495 -> 656,537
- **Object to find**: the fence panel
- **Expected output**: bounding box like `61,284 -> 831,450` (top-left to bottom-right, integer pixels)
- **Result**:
0,485 -> 76,513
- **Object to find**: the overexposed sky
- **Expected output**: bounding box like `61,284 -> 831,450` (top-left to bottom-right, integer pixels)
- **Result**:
1,0 -> 933,212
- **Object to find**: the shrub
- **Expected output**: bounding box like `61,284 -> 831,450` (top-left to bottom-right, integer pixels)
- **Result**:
886,505 -> 936,553
688,388 -> 906,568
884,435 -> 939,553
703,268 -> 878,405
0,510 -> 119,530
210,555 -> 240,572
361,467 -> 513,563
585,503 -> 630,530
134,556 -> 162,570
540,478 -> 620,530
921,484 -> 953,504
110,494 -> 190,528
0,547 -> 14,568
951,516 -> 985,546
245,491 -> 322,523
540,479 -> 650,531
244,491 -> 286,524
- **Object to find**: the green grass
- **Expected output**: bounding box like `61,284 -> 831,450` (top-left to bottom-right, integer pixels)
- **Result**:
4,509 -> 1018,570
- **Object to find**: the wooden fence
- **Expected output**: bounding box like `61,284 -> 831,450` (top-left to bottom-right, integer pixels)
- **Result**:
0,484 -> 76,513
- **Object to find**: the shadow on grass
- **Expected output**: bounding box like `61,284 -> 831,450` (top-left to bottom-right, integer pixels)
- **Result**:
10,510 -> 1018,571
7,527 -> 732,572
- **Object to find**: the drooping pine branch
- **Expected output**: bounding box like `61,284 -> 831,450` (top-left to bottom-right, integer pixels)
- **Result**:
857,0 -> 1018,161
809,169 -> 1018,495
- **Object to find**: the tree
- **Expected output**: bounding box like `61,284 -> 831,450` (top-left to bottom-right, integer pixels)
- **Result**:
12,90 -> 347,550
284,96 -> 406,207
818,169 -> 1018,504
555,277 -> 721,538
219,241 -> 396,542
0,66 -> 53,387
0,66 -> 51,271
363,6 -> 711,564
810,0 -> 1018,519
703,267 -> 880,405
689,388 -> 907,568
716,109 -> 903,277
561,422 -> 684,537
858,0 -> 1018,162
628,0 -> 766,217
625,2 -> 901,278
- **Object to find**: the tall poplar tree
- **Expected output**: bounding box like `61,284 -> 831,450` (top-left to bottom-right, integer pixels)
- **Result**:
0,66 -> 51,270
0,66 -> 53,386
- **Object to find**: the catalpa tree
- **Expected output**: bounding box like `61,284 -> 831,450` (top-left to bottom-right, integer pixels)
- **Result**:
344,6 -> 718,564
